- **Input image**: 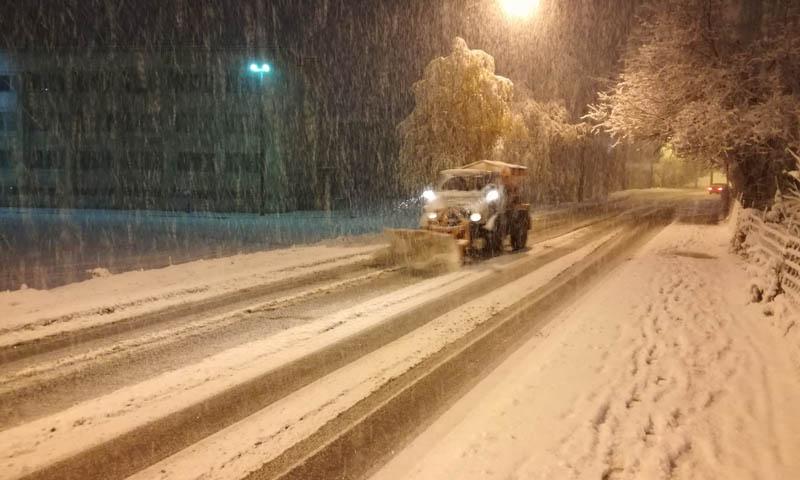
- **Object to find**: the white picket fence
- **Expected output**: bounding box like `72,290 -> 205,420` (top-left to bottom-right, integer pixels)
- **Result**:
737,208 -> 800,307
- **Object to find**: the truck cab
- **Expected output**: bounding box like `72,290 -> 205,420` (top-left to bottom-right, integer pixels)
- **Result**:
420,160 -> 530,255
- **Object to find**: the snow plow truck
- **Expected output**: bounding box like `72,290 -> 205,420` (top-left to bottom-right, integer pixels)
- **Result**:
384,160 -> 531,271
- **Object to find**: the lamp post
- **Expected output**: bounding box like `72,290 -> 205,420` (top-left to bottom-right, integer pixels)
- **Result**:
247,61 -> 273,215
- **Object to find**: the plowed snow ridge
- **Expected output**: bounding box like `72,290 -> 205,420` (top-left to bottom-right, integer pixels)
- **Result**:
0,244 -> 380,348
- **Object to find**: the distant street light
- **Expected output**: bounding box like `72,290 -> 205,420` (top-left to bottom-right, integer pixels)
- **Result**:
499,0 -> 539,19
249,63 -> 272,74
246,61 -> 274,214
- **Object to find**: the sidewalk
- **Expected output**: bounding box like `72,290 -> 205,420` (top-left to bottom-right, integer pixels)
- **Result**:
372,219 -> 800,480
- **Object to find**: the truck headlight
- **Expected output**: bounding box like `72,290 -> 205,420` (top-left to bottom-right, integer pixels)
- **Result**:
469,212 -> 482,222
486,189 -> 500,202
422,189 -> 436,202
427,212 -> 438,220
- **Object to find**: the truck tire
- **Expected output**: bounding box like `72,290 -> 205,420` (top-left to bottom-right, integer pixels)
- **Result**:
484,227 -> 504,256
511,212 -> 529,251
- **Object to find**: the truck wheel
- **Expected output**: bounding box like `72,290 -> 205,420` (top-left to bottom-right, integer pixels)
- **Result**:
511,213 -> 529,251
484,228 -> 504,256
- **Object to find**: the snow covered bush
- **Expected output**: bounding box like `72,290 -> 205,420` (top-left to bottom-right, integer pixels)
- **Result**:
397,37 -> 513,191
778,151 -> 800,236
734,201 -> 800,311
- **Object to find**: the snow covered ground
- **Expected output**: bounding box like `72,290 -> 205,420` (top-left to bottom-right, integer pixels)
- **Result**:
0,242 -> 381,349
372,218 -> 800,479
0,226 -> 618,480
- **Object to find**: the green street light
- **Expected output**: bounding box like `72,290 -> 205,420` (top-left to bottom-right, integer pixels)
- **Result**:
249,62 -> 272,74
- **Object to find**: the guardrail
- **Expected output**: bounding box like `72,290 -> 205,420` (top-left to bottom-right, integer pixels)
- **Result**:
736,208 -> 800,308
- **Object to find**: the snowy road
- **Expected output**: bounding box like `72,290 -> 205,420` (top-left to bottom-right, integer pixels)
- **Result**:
0,191 -> 740,480
372,210 -> 800,480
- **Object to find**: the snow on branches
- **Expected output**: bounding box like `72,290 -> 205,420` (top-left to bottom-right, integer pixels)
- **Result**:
500,92 -> 617,203
397,37 -> 513,190
399,38 -> 623,203
585,0 -> 800,207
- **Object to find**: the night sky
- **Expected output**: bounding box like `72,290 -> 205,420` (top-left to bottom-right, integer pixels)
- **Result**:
0,0 -> 638,119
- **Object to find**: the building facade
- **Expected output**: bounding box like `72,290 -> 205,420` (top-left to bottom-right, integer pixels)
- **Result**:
0,52 -> 21,204
0,48 -> 327,213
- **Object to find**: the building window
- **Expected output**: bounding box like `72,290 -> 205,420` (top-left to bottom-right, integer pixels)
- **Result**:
226,153 -> 261,173
28,73 -> 65,93
177,152 -> 214,172
78,150 -> 111,170
174,111 -> 198,133
226,72 -> 268,94
29,150 -> 64,170
0,112 -> 15,132
121,70 -> 147,93
122,152 -> 163,173
138,152 -> 162,172
83,72 -> 114,94
225,114 -> 247,133
70,72 -> 90,93
138,114 -> 160,134
0,75 -> 12,91
29,113 -> 49,132
225,72 -> 240,94
172,71 -> 213,93
0,150 -> 11,169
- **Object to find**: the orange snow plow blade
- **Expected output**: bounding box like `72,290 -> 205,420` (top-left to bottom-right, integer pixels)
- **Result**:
377,228 -> 463,274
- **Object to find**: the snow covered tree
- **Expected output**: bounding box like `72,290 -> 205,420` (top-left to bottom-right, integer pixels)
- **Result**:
499,97 -> 573,202
586,0 -> 800,207
397,37 -> 513,191
498,90 -> 620,204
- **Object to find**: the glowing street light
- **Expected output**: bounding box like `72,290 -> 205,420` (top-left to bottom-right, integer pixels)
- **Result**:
499,0 -> 539,19
248,63 -> 272,74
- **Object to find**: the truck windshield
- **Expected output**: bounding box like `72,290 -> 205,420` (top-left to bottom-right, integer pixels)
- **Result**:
439,174 -> 494,191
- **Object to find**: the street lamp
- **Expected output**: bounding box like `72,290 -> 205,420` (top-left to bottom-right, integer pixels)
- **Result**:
245,61 -> 274,214
250,0 -> 272,213
248,63 -> 272,74
499,0 -> 539,19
